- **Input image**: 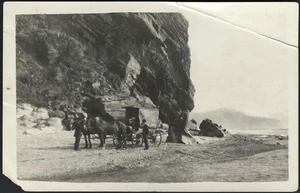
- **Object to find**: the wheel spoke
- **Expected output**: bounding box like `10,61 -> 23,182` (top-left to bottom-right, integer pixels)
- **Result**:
148,131 -> 162,147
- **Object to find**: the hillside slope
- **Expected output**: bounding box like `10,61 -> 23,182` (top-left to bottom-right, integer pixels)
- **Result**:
190,108 -> 282,129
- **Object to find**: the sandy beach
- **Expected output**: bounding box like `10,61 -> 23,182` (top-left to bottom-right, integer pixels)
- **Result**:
17,128 -> 288,182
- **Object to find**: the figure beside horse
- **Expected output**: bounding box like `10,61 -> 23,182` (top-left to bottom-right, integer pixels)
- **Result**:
72,113 -> 128,150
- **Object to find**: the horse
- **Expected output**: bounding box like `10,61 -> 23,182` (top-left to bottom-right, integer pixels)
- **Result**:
94,115 -> 128,149
72,113 -> 127,150
71,113 -> 95,149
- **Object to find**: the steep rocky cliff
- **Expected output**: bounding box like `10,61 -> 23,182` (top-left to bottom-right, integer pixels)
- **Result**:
16,13 -> 195,141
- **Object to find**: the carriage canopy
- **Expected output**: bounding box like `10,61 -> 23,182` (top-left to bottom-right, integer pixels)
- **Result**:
123,106 -> 159,128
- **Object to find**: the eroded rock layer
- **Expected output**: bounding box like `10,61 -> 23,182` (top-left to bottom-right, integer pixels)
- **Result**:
16,13 -> 195,124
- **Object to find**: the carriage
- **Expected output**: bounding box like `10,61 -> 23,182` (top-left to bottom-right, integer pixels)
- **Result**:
111,106 -> 163,148
73,105 -> 163,148
111,127 -> 163,148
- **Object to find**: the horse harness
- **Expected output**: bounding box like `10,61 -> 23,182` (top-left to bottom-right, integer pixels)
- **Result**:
86,117 -> 97,133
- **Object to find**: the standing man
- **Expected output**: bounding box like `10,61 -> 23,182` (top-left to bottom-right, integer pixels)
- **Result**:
73,116 -> 83,151
140,119 -> 149,150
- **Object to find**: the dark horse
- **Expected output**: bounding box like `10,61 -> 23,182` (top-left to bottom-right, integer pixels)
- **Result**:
94,115 -> 128,149
72,113 -> 127,149
71,113 -> 93,149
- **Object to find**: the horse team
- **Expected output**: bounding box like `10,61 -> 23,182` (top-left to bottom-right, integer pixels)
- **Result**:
72,112 -> 130,151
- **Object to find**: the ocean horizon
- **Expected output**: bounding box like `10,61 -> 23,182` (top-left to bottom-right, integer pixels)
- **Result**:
229,128 -> 288,136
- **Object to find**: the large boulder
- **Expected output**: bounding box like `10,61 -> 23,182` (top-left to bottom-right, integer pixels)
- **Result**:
17,103 -> 34,119
82,98 -> 114,121
31,108 -> 49,120
199,119 -> 224,138
48,110 -> 65,119
46,117 -> 64,131
17,103 -> 50,129
166,110 -> 189,143
187,120 -> 197,130
182,135 -> 199,145
17,102 -> 67,134
23,117 -> 64,135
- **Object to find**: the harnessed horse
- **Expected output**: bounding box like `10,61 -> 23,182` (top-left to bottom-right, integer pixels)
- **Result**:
71,113 -> 127,149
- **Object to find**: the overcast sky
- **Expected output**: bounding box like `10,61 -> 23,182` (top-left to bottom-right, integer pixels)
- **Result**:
180,3 -> 298,122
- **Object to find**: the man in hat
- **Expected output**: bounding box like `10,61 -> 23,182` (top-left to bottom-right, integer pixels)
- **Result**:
73,115 -> 83,151
140,119 -> 149,150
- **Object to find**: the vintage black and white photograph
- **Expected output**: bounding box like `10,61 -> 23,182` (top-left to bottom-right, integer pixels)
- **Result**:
3,2 -> 298,192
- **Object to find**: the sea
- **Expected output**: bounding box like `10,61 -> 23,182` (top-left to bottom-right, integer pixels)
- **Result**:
229,128 -> 288,136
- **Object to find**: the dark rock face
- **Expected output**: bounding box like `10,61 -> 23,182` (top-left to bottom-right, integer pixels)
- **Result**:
167,110 -> 189,143
199,119 -> 224,138
16,13 -> 194,127
82,98 -> 106,118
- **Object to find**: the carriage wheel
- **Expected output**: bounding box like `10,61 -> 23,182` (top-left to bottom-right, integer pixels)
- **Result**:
124,134 -> 134,147
113,134 -> 128,148
148,131 -> 162,147
133,134 -> 144,147
112,135 -> 117,147
112,134 -> 119,147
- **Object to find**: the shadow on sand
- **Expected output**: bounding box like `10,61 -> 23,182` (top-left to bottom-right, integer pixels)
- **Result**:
32,143 -> 120,151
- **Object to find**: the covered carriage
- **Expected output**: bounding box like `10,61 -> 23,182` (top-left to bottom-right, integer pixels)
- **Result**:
120,106 -> 163,147
71,100 -> 164,148
122,106 -> 160,128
